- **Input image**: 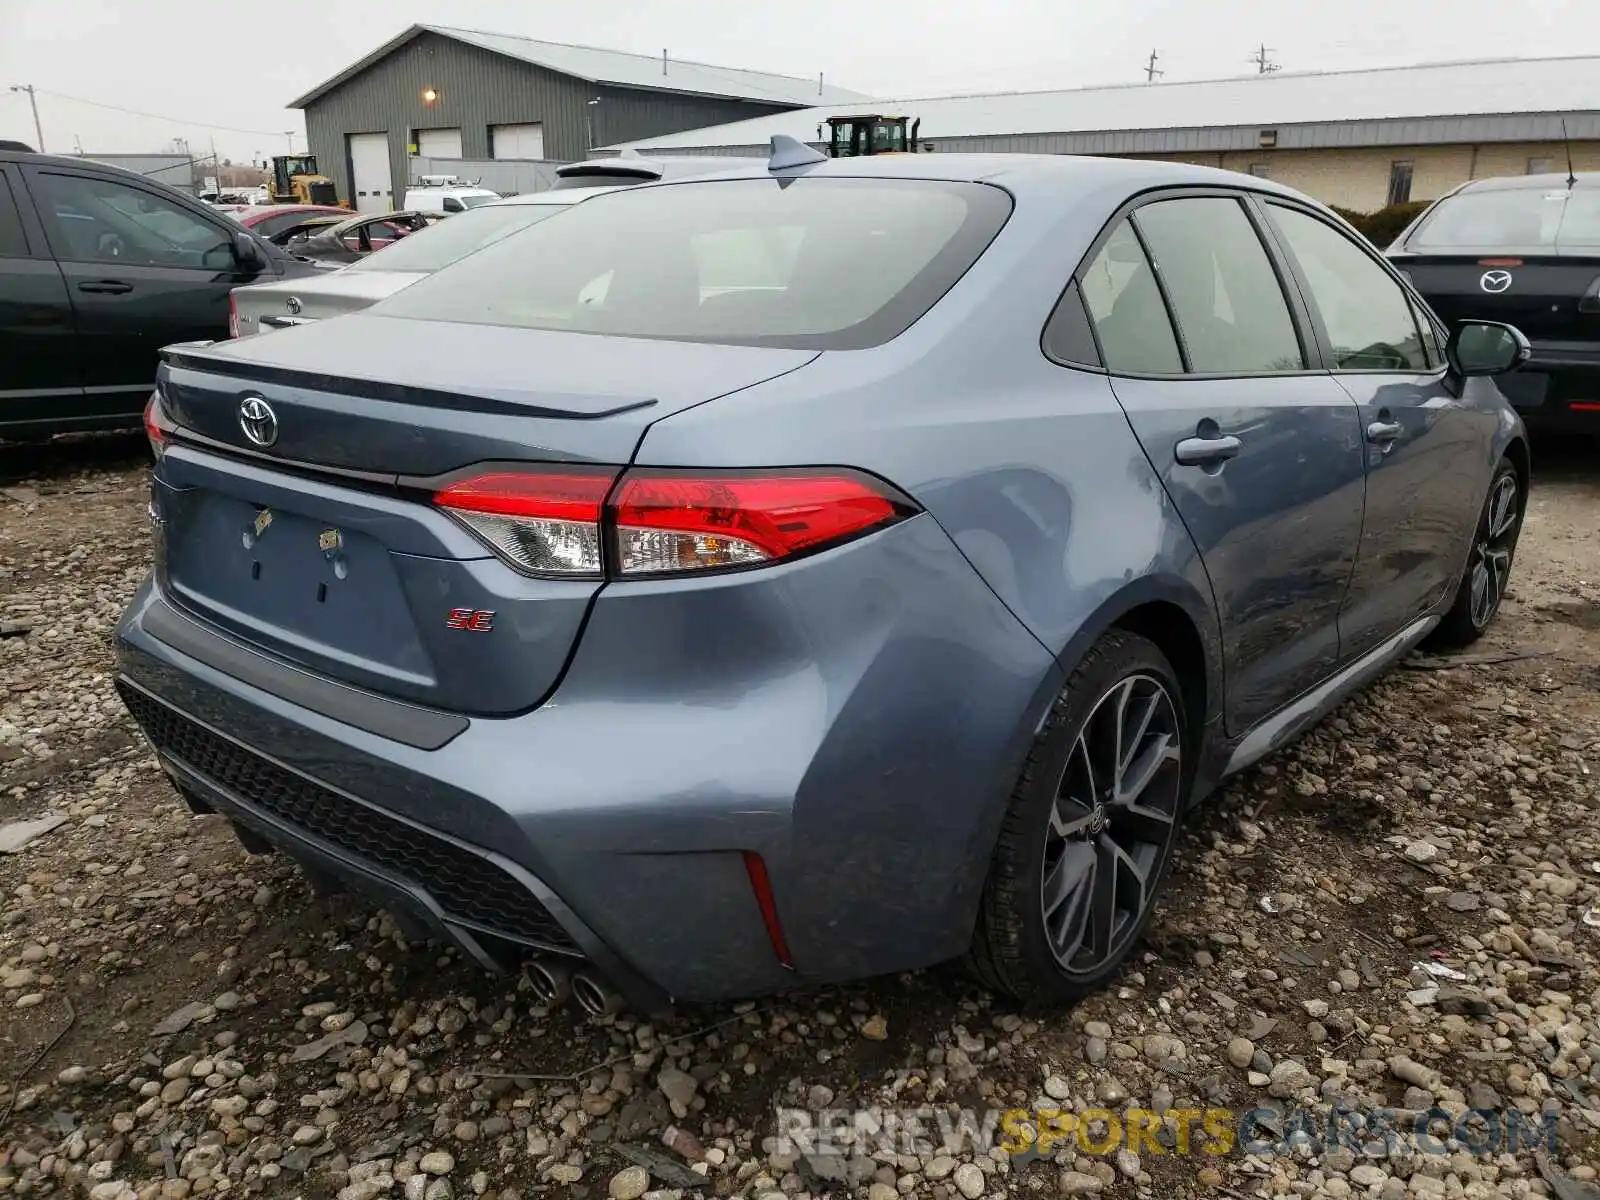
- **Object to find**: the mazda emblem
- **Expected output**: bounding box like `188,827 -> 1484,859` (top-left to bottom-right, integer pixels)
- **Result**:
238,395 -> 279,448
1480,270 -> 1513,294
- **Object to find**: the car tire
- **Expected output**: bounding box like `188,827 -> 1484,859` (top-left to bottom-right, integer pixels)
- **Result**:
1425,456 -> 1522,651
969,630 -> 1188,1004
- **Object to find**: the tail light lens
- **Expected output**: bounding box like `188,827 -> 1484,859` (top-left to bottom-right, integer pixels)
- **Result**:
143,391 -> 173,458
433,470 -> 616,578
613,471 -> 908,575
432,467 -> 916,579
227,292 -> 240,338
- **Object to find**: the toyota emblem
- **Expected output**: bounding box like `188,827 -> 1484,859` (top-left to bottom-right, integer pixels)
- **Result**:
1480,270 -> 1513,294
237,395 -> 279,448
285,296 -> 303,315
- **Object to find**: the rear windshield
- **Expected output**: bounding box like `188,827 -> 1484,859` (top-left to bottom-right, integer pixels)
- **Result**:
348,202 -> 572,273
458,193 -> 498,209
1408,185 -> 1600,252
373,178 -> 1013,349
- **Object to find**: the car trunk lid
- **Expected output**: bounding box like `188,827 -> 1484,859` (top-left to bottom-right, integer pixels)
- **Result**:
152,315 -> 817,714
231,271 -> 427,336
1400,254 -> 1600,341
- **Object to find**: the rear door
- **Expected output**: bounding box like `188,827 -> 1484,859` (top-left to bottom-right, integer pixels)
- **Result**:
20,164 -> 264,420
1262,200 -> 1493,659
1081,193 -> 1366,733
0,162 -> 79,429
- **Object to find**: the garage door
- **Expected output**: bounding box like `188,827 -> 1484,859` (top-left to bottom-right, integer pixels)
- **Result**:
348,132 -> 392,215
416,128 -> 463,159
490,123 -> 545,160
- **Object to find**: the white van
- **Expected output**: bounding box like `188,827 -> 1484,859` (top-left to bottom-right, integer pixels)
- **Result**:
402,183 -> 501,217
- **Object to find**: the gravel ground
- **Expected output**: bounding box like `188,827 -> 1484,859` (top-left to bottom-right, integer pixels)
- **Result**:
1,433 -> 1598,1200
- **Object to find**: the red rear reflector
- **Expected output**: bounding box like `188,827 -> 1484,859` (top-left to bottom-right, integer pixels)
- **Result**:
1478,258 -> 1523,268
612,470 -> 911,575
742,851 -> 793,968
1570,402 -> 1600,412
433,470 -> 616,577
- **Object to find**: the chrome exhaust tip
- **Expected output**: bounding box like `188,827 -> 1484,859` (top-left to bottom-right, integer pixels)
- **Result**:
572,970 -> 625,1017
525,959 -> 572,1007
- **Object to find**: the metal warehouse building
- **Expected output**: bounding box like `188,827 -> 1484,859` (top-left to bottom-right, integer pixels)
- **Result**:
289,24 -> 871,211
600,56 -> 1600,213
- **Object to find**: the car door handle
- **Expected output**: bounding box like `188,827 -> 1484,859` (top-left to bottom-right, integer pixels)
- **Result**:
1174,434 -> 1242,466
77,280 -> 132,295
1366,420 -> 1403,444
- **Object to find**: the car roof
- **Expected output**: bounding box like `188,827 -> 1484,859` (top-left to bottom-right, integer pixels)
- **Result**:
599,149 -> 1319,205
407,184 -> 498,194
492,186 -> 625,207
313,210 -> 424,235
1450,171 -> 1600,194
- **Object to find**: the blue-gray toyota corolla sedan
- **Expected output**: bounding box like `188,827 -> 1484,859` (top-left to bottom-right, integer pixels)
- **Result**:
119,141 -> 1530,1014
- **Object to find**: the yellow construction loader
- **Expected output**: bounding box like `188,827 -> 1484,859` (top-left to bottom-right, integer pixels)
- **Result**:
268,155 -> 341,206
821,114 -> 921,157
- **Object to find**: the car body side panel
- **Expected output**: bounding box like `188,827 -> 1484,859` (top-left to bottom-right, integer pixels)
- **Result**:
1331,371 -> 1500,659
1108,374 -> 1365,733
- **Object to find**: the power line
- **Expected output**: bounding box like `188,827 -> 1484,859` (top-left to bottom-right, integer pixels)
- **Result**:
30,87 -> 292,138
1144,50 -> 1164,83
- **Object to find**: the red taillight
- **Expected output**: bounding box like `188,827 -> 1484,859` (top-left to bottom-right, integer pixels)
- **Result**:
433,469 -> 616,578
143,392 -> 170,458
431,467 -> 915,579
227,292 -> 240,338
612,470 -> 909,575
1478,257 -> 1524,268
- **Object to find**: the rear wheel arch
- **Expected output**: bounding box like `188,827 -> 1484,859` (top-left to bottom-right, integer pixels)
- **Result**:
1503,435 -> 1530,504
1044,578 -> 1224,746
1112,600 -> 1210,753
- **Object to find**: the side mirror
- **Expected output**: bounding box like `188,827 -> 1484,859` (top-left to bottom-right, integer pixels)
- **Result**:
232,232 -> 266,272
1447,320 -> 1531,378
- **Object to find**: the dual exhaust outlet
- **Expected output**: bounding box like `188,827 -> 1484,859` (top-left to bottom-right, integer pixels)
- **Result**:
525,958 -> 625,1017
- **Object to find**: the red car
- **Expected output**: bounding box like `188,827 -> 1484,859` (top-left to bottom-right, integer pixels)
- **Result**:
230,204 -> 348,240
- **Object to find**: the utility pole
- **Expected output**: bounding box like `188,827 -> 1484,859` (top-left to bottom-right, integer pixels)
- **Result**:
1250,44 -> 1280,74
9,84 -> 44,151
1144,50 -> 1163,82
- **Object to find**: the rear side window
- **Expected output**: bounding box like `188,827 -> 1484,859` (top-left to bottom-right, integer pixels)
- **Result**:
374,178 -> 1013,350
0,174 -> 27,257
1266,204 -> 1429,371
1078,220 -> 1182,374
1041,280 -> 1100,366
1133,197 -> 1305,373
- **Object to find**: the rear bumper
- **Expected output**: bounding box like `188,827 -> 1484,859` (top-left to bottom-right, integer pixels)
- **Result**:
1499,344 -> 1600,430
115,514 -> 1058,1003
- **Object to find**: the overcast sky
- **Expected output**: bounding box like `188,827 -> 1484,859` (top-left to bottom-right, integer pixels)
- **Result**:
2,0 -> 1598,162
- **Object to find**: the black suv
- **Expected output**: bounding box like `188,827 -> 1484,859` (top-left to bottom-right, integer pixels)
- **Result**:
1388,172 -> 1600,435
0,145 -> 325,439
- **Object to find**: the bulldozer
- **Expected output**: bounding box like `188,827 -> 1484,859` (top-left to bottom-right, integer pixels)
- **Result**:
268,154 -> 341,207
821,114 -> 921,157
